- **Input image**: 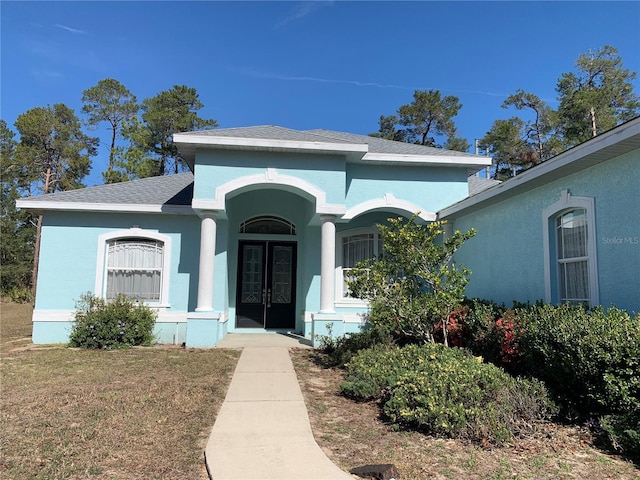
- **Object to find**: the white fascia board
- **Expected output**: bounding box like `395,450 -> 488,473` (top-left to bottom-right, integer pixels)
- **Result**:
173,133 -> 369,155
358,152 -> 492,168
15,200 -> 194,215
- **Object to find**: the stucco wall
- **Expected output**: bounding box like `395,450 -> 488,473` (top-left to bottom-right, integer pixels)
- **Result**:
193,150 -> 346,204
345,163 -> 468,213
36,211 -> 201,312
449,149 -> 639,313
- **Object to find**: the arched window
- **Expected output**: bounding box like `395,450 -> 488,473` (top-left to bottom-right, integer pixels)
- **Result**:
555,209 -> 590,304
543,191 -> 598,307
95,229 -> 171,305
106,238 -> 164,302
239,216 -> 296,235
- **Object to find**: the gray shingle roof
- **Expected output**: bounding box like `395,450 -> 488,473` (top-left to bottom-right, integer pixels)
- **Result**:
307,129 -> 480,158
20,173 -> 194,206
468,175 -> 501,196
180,125 -> 355,144
183,126 -> 482,158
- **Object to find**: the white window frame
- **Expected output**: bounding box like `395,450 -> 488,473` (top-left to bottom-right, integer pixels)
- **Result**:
542,190 -> 598,307
335,227 -> 383,306
95,228 -> 172,307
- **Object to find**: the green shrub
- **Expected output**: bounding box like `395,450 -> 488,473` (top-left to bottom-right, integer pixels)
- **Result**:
69,293 -> 157,349
341,344 -> 555,445
600,411 -> 640,461
320,326 -> 394,367
340,344 -> 434,400
517,304 -> 640,418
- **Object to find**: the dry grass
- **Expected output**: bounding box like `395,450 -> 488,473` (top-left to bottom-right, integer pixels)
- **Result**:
292,349 -> 640,480
0,302 -> 240,480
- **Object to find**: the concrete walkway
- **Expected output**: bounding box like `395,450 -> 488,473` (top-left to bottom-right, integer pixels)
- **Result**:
205,334 -> 354,480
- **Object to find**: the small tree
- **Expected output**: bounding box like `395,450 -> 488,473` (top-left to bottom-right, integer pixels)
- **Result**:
348,215 -> 475,346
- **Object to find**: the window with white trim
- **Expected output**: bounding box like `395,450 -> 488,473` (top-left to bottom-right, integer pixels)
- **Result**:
542,191 -> 598,307
555,209 -> 589,304
106,238 -> 164,302
339,230 -> 383,299
96,229 -> 171,306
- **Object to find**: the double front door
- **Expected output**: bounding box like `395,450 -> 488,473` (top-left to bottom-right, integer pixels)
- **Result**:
236,241 -> 297,329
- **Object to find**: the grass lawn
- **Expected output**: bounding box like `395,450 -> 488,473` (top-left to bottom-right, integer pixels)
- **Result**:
292,350 -> 640,480
0,301 -> 240,480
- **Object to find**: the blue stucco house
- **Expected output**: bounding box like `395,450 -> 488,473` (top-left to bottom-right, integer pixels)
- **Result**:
16,119 -> 639,347
17,126 -> 490,347
441,117 -> 640,313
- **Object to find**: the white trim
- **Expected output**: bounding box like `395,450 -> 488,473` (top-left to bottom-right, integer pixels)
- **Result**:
335,299 -> 369,308
360,152 -> 492,168
95,228 -> 172,306
32,310 -> 74,322
542,191 -> 599,306
173,132 -> 369,155
192,168 -> 346,216
342,313 -> 368,323
31,309 -> 187,323
15,200 -> 193,215
342,193 -> 436,221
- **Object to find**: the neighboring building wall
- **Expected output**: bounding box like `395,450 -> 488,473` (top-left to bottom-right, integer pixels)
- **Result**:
449,149 -> 639,313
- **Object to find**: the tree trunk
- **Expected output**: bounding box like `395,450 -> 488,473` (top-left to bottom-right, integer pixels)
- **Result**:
31,214 -> 43,302
590,107 -> 598,137
109,127 -> 117,171
32,166 -> 52,302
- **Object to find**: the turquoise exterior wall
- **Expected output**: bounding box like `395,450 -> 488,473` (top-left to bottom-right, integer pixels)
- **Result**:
193,150 -> 346,204
449,150 -> 639,313
346,164 -> 468,212
32,211 -> 201,344
35,212 -> 200,312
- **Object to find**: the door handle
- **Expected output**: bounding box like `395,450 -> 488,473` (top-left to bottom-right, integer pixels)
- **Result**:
267,289 -> 271,308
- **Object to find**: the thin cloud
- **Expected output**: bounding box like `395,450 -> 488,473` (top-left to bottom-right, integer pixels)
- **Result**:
239,68 -> 411,90
234,67 -> 510,99
54,24 -> 87,34
275,2 -> 333,29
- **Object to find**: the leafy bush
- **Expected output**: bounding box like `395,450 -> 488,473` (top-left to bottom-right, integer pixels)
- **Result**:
516,304 -> 640,418
319,325 -> 394,368
348,216 -> 475,346
69,293 -> 157,349
600,412 -> 640,461
341,344 -> 555,445
460,301 -> 640,458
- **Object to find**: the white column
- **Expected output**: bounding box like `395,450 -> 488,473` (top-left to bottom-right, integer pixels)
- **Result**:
196,211 -> 217,311
320,215 -> 336,313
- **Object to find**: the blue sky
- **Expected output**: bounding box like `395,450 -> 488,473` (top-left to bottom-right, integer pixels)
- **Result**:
2,1 -> 639,186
